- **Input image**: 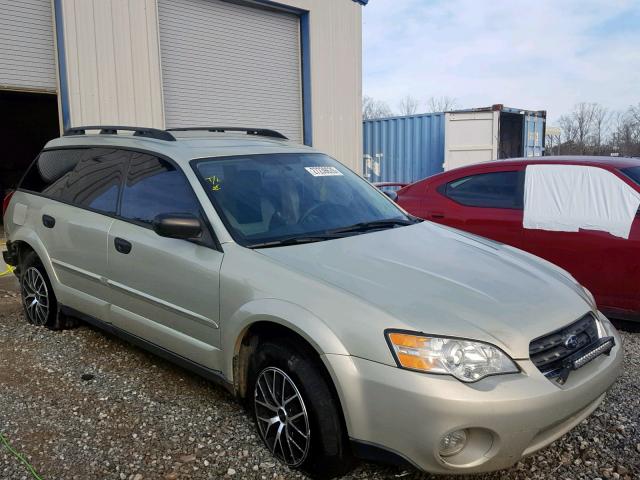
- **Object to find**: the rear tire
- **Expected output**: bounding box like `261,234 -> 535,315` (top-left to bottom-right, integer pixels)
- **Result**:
248,338 -> 354,479
20,251 -> 76,330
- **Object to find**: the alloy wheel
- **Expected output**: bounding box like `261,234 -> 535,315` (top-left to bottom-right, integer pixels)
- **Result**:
22,267 -> 50,326
254,367 -> 311,466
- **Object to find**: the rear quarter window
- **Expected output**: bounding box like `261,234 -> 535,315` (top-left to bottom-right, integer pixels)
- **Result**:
20,149 -> 87,193
20,148 -> 128,215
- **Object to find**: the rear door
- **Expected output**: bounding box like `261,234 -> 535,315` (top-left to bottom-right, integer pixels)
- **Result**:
25,148 -> 127,321
107,152 -> 223,370
433,168 -> 525,247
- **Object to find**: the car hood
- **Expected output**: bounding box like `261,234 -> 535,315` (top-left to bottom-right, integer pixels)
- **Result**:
257,222 -> 593,359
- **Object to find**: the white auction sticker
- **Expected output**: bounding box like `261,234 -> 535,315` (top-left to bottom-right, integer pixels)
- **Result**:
304,166 -> 344,177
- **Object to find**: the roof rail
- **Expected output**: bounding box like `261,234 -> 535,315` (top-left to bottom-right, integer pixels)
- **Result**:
64,126 -> 176,142
166,127 -> 288,140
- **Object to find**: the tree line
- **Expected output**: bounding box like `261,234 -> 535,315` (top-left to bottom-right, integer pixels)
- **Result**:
548,102 -> 640,157
363,94 -> 459,120
364,95 -> 640,158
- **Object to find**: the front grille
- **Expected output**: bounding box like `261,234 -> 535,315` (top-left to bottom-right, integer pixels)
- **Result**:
529,313 -> 599,378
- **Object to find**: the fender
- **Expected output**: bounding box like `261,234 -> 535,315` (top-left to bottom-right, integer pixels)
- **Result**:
9,227 -> 59,289
221,297 -> 350,382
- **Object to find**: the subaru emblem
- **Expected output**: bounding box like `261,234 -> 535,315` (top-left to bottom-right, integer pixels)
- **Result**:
564,335 -> 579,350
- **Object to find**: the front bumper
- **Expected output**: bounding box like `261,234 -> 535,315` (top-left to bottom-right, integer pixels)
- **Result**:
324,318 -> 623,474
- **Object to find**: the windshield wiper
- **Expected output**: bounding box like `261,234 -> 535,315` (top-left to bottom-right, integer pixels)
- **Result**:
250,234 -> 343,249
327,217 -> 420,235
249,217 -> 422,249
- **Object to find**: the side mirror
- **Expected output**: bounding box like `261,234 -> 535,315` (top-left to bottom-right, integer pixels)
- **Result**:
382,190 -> 398,202
152,213 -> 202,240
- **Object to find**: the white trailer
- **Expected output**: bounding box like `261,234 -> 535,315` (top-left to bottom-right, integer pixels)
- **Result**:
444,105 -> 546,171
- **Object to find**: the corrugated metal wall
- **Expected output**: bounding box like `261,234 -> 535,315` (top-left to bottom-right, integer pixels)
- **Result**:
363,113 -> 445,184
0,0 -> 57,92
304,0 -> 363,173
158,0 -> 303,143
56,0 -> 363,171
59,0 -> 164,128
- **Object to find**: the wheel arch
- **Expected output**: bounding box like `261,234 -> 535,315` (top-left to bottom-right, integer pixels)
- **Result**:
231,315 -> 354,455
9,230 -> 53,277
224,299 -> 350,399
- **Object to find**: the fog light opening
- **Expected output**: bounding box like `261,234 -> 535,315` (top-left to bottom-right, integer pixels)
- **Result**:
439,429 -> 468,457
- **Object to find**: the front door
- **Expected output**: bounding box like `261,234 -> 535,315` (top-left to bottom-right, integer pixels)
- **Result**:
522,164 -> 640,317
107,152 -> 223,370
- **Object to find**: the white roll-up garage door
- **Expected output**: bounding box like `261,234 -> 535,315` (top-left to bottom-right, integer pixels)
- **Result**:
0,0 -> 57,92
158,0 -> 303,143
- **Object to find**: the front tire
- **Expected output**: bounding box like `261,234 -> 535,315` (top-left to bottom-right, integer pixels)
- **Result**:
248,339 -> 354,479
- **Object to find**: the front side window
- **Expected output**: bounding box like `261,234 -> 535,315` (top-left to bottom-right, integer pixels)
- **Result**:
621,166 -> 640,186
41,148 -> 127,214
120,153 -> 201,226
193,153 -> 410,247
444,171 -> 522,209
523,164 -> 640,239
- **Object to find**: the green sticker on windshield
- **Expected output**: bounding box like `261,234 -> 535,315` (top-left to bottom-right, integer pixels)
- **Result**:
205,176 -> 222,191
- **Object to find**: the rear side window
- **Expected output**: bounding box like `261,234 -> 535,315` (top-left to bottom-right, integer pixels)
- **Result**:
43,149 -> 128,214
21,148 -> 128,215
444,171 -> 522,209
120,153 -> 201,226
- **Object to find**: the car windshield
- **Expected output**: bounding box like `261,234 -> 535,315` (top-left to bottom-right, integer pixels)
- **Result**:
621,166 -> 640,186
193,153 -> 413,247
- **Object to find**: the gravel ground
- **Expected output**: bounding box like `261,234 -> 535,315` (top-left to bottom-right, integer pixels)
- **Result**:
0,292 -> 638,480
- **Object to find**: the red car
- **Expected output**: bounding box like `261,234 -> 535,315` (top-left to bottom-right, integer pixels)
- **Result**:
391,157 -> 640,322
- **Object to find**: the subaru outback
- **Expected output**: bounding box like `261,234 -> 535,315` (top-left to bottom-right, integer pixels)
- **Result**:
2,126 -> 622,478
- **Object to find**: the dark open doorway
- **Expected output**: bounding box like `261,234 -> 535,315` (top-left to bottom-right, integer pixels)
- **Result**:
0,90 -> 59,222
498,112 -> 524,159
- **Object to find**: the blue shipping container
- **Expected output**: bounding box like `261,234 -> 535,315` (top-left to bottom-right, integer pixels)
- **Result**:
363,105 -> 546,184
362,113 -> 445,184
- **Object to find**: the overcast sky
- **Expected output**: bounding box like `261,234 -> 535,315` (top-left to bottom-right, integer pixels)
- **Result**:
363,0 -> 640,123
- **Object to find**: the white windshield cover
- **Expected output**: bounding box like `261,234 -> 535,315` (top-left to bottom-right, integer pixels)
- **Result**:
523,164 -> 640,239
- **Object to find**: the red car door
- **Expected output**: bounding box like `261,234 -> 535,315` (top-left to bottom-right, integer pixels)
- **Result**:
416,167 -> 526,249
624,214 -> 640,317
521,164 -> 640,321
619,167 -> 640,318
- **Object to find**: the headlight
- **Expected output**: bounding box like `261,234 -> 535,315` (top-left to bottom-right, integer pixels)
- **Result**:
581,286 -> 596,309
386,331 -> 519,383
595,311 -> 614,338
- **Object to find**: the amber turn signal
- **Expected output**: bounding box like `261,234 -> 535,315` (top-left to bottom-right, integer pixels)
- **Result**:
387,332 -> 435,371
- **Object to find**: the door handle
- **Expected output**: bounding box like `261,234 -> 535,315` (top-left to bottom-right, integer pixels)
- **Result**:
431,212 -> 445,220
42,214 -> 56,228
114,237 -> 132,254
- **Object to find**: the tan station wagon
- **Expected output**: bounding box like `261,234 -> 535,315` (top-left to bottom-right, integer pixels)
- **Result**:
2,126 -> 622,478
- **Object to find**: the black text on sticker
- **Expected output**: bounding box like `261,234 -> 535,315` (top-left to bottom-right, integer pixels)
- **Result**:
305,166 -> 343,177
